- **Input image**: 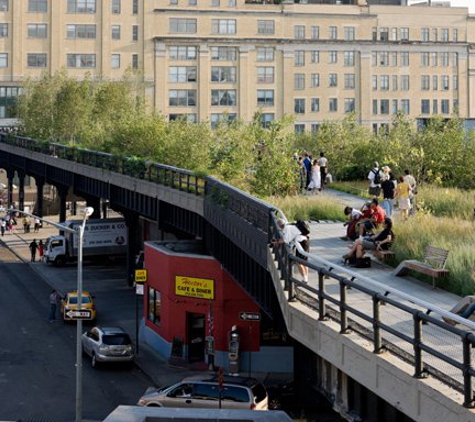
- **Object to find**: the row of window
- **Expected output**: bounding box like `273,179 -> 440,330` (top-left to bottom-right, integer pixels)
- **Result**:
168,46 -> 275,62
169,112 -> 274,128
1,53 -> 139,69
165,45 -> 459,72
372,99 -> 456,116
293,98 -> 355,114
0,23 -> 140,41
0,0 -> 139,14
371,75 -> 458,92
166,89 -> 456,119
169,0 -> 237,7
372,51 -> 457,67
165,66 -> 459,93
373,26 -> 459,43
167,18 -> 462,42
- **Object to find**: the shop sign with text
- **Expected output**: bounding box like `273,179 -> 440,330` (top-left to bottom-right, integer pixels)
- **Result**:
175,276 -> 215,300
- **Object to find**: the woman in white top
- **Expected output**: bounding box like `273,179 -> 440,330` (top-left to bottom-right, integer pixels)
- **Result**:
307,159 -> 321,193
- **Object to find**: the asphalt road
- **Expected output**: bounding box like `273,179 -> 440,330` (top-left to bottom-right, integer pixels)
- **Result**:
0,244 -> 152,422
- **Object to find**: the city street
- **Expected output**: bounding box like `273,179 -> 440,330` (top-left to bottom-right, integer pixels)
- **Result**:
0,243 -> 152,422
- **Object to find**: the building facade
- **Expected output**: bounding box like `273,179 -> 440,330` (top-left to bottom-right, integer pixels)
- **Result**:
0,0 -> 474,132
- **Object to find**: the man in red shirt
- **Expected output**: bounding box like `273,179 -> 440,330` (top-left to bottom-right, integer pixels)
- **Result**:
357,198 -> 386,238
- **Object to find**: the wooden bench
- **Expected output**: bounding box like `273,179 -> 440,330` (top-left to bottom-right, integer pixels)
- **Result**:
442,296 -> 475,325
373,249 -> 396,263
393,245 -> 450,288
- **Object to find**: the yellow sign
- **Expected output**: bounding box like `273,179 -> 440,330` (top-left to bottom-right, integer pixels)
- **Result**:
175,276 -> 214,300
135,269 -> 147,283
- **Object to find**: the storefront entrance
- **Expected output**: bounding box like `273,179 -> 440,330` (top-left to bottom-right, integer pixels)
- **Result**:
187,312 -> 205,362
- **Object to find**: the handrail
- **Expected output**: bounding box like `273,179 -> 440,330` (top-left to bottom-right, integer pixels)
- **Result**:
293,241 -> 475,330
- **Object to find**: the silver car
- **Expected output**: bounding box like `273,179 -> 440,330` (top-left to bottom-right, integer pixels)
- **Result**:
81,326 -> 135,368
137,375 -> 268,410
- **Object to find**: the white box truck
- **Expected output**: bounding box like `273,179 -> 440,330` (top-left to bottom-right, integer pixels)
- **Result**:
43,218 -> 127,266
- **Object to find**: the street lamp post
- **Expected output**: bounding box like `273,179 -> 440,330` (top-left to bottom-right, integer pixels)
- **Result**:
4,206 -> 93,422
75,206 -> 94,422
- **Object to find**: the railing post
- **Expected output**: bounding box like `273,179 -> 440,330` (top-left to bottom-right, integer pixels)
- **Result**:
339,281 -> 350,334
462,334 -> 475,407
413,312 -> 427,379
287,253 -> 294,302
373,295 -> 383,354
318,270 -> 326,321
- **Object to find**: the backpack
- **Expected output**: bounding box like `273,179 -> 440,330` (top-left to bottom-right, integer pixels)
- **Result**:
372,169 -> 381,185
349,256 -> 372,268
295,220 -> 310,236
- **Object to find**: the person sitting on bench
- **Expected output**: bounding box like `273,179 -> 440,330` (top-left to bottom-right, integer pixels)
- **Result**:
356,198 -> 386,238
343,218 -> 394,262
341,206 -> 362,241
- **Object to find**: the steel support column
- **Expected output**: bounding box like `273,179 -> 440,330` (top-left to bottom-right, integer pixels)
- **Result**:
18,172 -> 25,211
35,177 -> 45,217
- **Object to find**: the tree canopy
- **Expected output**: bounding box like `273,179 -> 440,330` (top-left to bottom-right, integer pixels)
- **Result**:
16,71 -> 475,195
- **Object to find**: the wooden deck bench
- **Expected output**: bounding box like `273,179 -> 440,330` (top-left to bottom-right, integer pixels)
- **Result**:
393,245 -> 450,288
442,296 -> 475,325
373,249 -> 396,263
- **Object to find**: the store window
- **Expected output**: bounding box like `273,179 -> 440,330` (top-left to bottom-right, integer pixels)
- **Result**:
148,287 -> 161,325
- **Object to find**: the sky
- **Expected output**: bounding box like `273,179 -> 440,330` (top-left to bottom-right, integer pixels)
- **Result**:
408,0 -> 474,12
450,0 -> 475,12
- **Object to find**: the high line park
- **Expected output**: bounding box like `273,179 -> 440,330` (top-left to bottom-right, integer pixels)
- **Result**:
1,135 -> 475,422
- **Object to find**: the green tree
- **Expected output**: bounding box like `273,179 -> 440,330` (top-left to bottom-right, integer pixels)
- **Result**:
251,114 -> 298,197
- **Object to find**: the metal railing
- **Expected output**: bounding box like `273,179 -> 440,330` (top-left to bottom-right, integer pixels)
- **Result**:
0,134 -> 205,196
2,133 -> 474,407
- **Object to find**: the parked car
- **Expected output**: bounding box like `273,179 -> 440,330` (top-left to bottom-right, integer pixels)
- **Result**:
137,374 -> 268,410
267,380 -> 298,411
81,326 -> 134,368
61,290 -> 97,323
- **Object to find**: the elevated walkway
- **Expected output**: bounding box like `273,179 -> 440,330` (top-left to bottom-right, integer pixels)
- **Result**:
269,189 -> 475,422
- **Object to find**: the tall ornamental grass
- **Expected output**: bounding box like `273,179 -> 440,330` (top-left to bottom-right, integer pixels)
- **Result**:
267,193 -> 345,222
392,213 -> 475,295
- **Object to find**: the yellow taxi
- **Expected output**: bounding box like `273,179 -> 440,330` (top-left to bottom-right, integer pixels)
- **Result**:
61,291 -> 97,323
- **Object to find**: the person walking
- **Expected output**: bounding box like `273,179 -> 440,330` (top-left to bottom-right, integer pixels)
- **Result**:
403,169 -> 417,214
49,290 -> 61,322
38,239 -> 44,261
381,174 -> 395,217
307,159 -> 321,193
29,239 -> 38,262
34,217 -> 41,232
0,218 -> 5,236
303,153 -> 312,189
317,152 -> 328,191
368,162 -> 382,197
394,175 -> 412,219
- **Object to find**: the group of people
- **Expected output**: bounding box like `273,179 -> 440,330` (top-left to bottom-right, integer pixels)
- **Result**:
296,152 -> 331,194
0,213 -> 17,236
341,198 -> 395,265
368,162 -> 417,219
22,216 -> 41,234
28,238 -> 44,262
